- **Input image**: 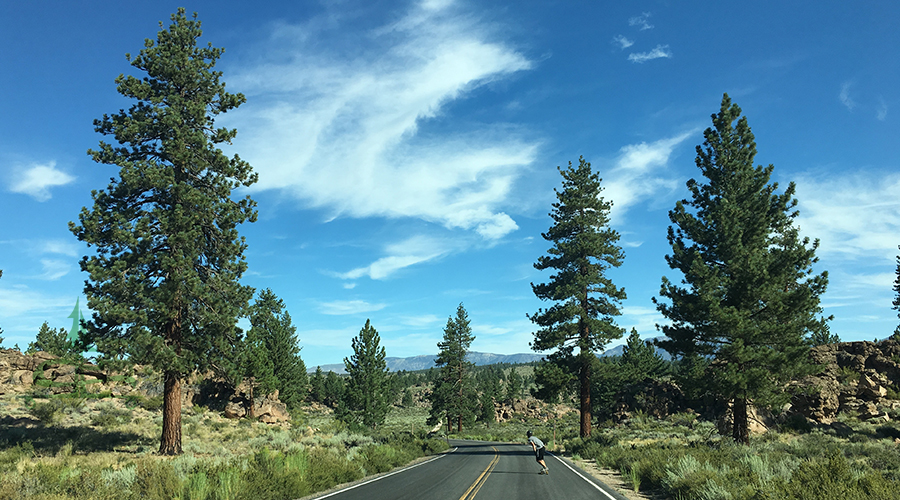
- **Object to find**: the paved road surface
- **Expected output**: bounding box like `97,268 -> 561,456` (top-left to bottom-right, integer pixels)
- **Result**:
311,440 -> 628,500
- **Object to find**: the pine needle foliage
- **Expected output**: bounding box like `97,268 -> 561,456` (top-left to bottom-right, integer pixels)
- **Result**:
429,303 -> 478,432
338,319 -> 391,429
26,322 -> 75,358
247,289 -> 308,409
69,9 -> 257,454
654,94 -> 830,444
529,156 -> 626,438
893,246 -> 900,338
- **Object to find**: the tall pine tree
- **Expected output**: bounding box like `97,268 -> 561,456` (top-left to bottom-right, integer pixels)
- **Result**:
26,322 -> 71,357
893,246 -> 900,338
529,156 -> 626,438
248,289 -> 308,409
69,9 -> 257,455
338,319 -> 391,429
429,303 -> 478,432
620,329 -> 667,381
654,94 -> 829,444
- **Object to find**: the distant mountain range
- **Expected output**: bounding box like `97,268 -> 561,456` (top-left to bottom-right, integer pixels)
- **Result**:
310,339 -> 672,374
310,351 -> 545,374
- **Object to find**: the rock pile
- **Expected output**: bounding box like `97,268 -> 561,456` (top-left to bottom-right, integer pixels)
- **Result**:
493,398 -> 573,423
0,348 -> 290,423
789,340 -> 900,424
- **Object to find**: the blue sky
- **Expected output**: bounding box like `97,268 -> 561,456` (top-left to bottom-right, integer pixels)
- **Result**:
1,0 -> 898,369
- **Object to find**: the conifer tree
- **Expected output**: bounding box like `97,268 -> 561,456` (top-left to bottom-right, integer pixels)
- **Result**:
620,329 -> 666,381
654,94 -> 829,444
428,303 -> 478,432
323,371 -> 344,408
532,357 -> 574,403
239,324 -> 276,417
505,368 -> 524,402
69,9 -> 257,455
529,156 -> 626,438
338,319 -> 391,429
0,271 -> 3,345
248,289 -> 308,409
309,366 -> 326,403
26,322 -> 73,357
893,246 -> 900,338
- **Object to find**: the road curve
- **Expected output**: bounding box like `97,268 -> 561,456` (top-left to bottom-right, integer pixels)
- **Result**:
310,440 -> 629,500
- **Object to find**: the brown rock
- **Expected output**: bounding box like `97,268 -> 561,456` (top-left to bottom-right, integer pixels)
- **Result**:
789,377 -> 839,423
224,401 -> 246,419
858,374 -> 888,400
717,400 -> 774,436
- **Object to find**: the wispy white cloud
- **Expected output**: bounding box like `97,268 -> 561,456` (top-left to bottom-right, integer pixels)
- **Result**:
40,240 -> 79,257
628,45 -> 672,63
318,299 -> 387,316
471,318 -> 535,354
628,12 -> 653,31
399,314 -> 441,327
794,172 -> 900,262
603,130 -> 697,225
877,96 -> 888,120
612,35 -> 634,49
37,259 -> 71,281
338,234 -> 456,280
231,0 -> 535,241
8,162 -> 74,202
839,81 -> 856,110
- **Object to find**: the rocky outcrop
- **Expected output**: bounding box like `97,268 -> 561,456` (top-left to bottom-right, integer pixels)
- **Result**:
0,349 -> 291,424
788,340 -> 900,424
493,398 -> 573,424
222,385 -> 290,423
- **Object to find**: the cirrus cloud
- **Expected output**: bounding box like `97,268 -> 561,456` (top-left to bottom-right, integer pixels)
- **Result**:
230,0 -> 536,241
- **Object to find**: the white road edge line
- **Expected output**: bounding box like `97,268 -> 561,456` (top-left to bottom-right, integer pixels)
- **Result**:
313,448 -> 457,500
548,452 -> 617,500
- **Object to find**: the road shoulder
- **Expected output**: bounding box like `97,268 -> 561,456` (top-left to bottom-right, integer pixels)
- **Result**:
566,457 -> 667,500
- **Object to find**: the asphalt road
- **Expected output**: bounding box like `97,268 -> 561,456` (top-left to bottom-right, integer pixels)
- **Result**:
311,440 -> 629,500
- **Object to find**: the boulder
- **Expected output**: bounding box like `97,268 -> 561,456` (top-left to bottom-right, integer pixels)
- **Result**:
858,374 -> 888,400
717,400 -> 774,437
255,392 -> 290,424
790,377 -> 840,424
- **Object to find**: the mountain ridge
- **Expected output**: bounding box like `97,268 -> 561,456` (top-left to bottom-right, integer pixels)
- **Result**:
309,340 -> 673,373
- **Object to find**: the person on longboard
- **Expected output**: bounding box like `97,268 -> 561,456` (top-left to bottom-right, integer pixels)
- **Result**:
527,430 -> 549,475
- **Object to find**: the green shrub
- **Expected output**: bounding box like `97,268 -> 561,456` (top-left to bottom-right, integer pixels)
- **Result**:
305,447 -> 363,492
29,400 -> 64,425
236,449 -> 310,500
134,460 -> 184,500
422,437 -> 450,455
91,403 -> 133,428
773,451 -> 895,500
140,395 -> 164,412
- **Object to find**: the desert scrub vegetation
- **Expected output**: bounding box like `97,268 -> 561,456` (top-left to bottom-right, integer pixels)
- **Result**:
0,394 -> 448,500
567,412 -> 900,499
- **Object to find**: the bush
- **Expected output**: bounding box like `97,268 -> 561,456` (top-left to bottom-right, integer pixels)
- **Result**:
236,449 -> 310,500
29,399 -> 65,425
305,447 -> 363,492
91,403 -> 133,428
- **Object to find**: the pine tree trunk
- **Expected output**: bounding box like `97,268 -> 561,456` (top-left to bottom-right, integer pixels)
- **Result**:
579,352 -> 592,438
159,370 -> 183,455
732,397 -> 750,445
458,414 -> 462,433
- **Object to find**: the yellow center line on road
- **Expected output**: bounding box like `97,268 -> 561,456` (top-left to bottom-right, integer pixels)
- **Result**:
458,446 -> 499,500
